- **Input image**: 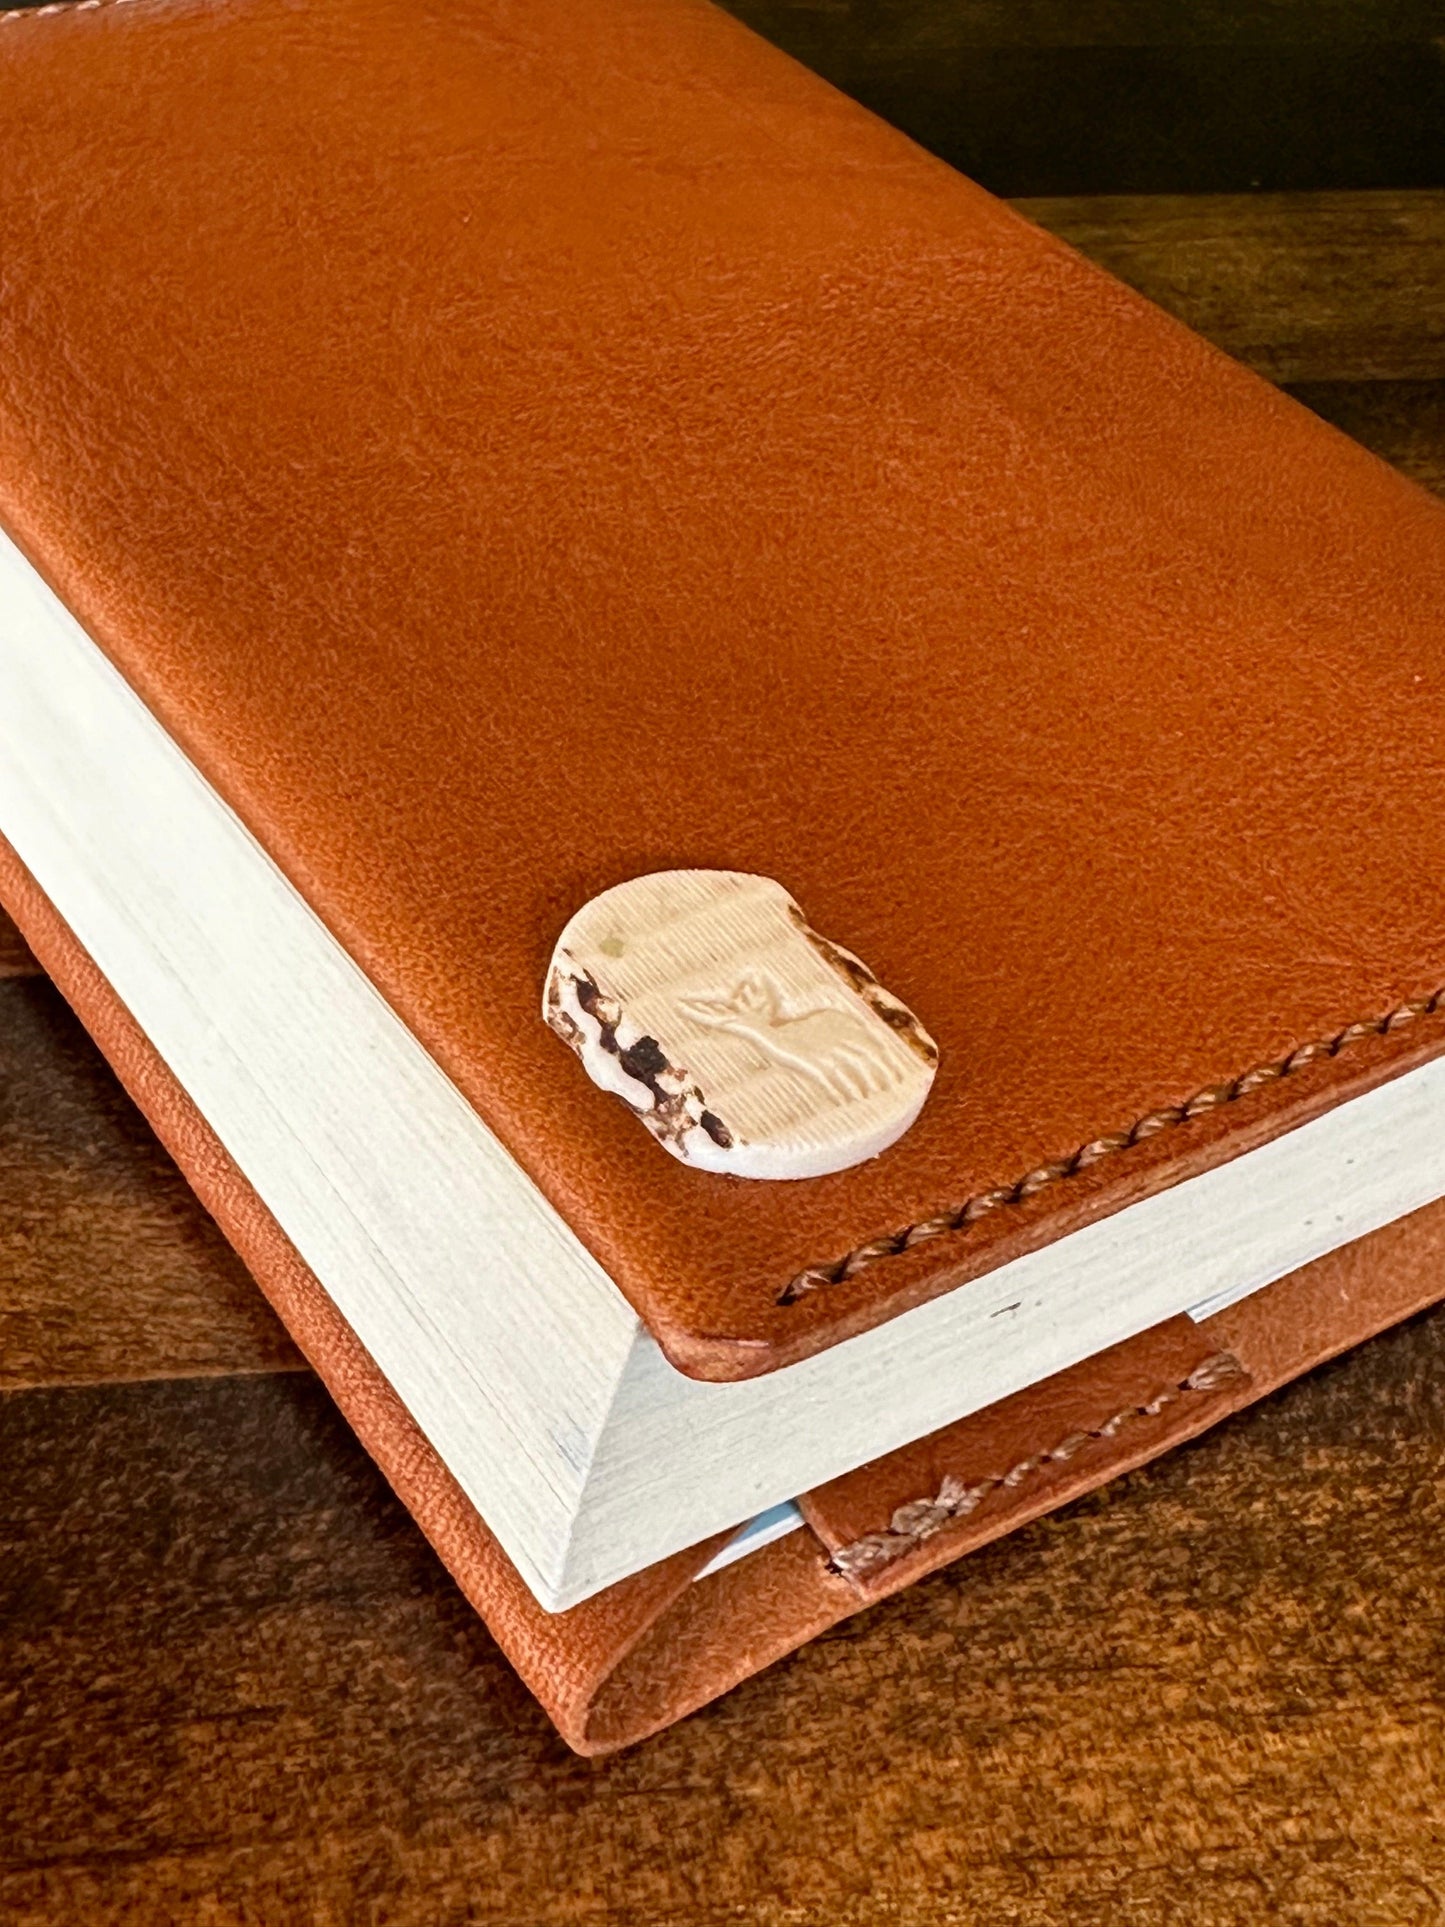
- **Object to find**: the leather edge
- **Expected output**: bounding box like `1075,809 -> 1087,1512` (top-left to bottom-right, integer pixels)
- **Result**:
5,830 -> 1445,1753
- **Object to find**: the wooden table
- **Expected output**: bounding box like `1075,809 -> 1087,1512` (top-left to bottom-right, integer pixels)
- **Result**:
4,5 -> 1445,1919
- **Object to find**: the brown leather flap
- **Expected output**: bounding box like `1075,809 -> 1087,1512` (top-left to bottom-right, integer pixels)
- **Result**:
801,1319 -> 1250,1590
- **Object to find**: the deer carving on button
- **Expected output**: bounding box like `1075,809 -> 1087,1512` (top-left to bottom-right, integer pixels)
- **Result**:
543,871 -> 938,1180
677,969 -> 903,1106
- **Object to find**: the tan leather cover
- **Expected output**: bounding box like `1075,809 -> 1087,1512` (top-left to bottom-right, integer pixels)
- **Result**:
5,0 -> 1445,1379
6,833 -> 1445,1753
6,0 -> 1445,1752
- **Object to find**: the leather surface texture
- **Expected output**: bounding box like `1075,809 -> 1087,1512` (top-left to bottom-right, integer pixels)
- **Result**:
4,832 -> 1445,1755
5,0 -> 1445,1377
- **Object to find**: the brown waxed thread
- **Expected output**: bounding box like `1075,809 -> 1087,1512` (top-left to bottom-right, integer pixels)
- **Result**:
779,988 -> 1445,1305
826,1350 -> 1248,1584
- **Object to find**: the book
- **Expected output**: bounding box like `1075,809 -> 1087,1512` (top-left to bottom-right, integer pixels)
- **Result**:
3,0 -> 1445,1748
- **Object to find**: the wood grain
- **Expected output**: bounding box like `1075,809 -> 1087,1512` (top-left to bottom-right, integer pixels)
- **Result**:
723,0 -> 1445,49
718,8 -> 1445,196
0,976 -> 300,1389
1289,378 -> 1445,492
1021,189 -> 1445,381
1,1318 -> 1442,1924
0,908 -> 39,979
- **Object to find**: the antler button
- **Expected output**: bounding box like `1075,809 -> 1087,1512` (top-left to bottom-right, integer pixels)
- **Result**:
543,871 -> 938,1179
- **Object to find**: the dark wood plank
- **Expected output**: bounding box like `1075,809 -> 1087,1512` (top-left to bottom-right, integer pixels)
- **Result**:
1020,189 -> 1445,381
723,1 -> 1445,50
715,19 -> 1445,196
2,1316 -> 1442,1923
1288,377 -> 1445,492
0,976 -> 301,1389
0,908 -> 39,980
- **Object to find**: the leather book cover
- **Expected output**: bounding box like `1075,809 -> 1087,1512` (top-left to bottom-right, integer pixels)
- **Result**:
6,849 -> 1445,1754
4,0 -> 1445,1747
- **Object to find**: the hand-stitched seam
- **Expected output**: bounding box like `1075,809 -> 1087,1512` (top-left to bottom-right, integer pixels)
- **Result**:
826,1349 -> 1247,1584
780,987 -> 1445,1304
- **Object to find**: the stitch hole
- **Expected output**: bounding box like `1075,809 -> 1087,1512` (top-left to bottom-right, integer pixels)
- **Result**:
1285,1040 -> 1328,1071
1074,1132 -> 1130,1167
1232,1061 -> 1283,1095
1015,1160 -> 1071,1198
1335,1020 -> 1382,1048
901,1215 -> 954,1251
1182,1085 -> 1229,1118
959,1188 -> 1011,1225
1001,1455 -> 1043,1487
1096,1407 -> 1137,1438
